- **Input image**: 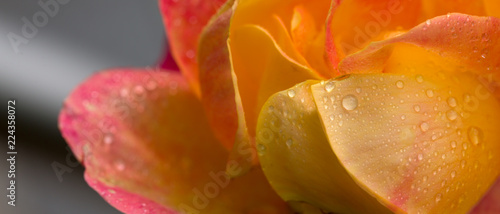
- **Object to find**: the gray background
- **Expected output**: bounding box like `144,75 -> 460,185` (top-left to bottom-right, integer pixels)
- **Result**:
0,0 -> 166,213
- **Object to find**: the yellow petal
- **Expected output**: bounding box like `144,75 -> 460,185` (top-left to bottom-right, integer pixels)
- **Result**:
256,80 -> 394,213
311,73 -> 500,213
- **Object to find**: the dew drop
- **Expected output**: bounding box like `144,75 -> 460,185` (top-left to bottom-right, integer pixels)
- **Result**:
447,97 -> 457,108
416,75 -> 424,83
134,85 -> 145,95
451,141 -> 457,149
342,95 -> 358,111
257,144 -> 267,155
451,170 -> 456,179
286,139 -> 293,148
329,115 -> 335,121
426,89 -> 434,98
115,161 -> 125,171
436,193 -> 442,203
420,122 -> 429,132
287,89 -> 296,98
356,87 -> 362,94
414,105 -> 421,112
468,126 -> 483,146
325,82 -> 335,92
446,110 -> 458,121
461,160 -> 466,169
104,134 -> 114,145
401,115 -> 406,120
396,80 -> 404,89
418,154 -> 423,161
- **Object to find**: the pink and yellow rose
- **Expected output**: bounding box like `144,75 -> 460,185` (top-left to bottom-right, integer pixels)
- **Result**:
59,0 -> 500,213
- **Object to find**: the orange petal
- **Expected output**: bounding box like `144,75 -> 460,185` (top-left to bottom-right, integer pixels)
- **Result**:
159,0 -> 226,95
420,0 -> 486,18
198,0 -> 237,149
328,0 -> 422,56
311,73 -> 500,213
291,4 -> 334,77
231,0 -> 333,77
256,80 -> 393,213
484,0 -> 500,18
59,69 -> 290,213
339,14 -> 500,98
228,24 -> 321,149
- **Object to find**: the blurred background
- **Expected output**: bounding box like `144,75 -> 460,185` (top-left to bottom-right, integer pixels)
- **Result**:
0,0 -> 166,213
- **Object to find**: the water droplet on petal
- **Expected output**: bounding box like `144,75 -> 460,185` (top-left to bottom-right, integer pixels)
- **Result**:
115,161 -> 125,171
104,134 -> 114,145
446,110 -> 458,121
420,122 -> 429,132
468,126 -> 483,146
426,89 -> 434,98
342,95 -> 358,111
418,154 -> 423,161
416,75 -> 424,83
414,105 -> 421,112
287,89 -> 296,98
257,144 -> 267,155
286,139 -> 293,148
447,97 -> 457,108
396,80 -> 404,89
436,193 -> 442,203
325,82 -> 335,92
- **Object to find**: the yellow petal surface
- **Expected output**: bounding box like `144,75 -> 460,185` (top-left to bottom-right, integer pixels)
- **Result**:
311,73 -> 500,213
256,80 -> 394,213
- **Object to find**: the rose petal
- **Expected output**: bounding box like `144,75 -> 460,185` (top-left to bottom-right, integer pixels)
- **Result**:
159,0 -> 226,95
59,69 -> 290,213
420,0 -> 486,18
290,4 -> 334,77
484,0 -> 500,18
228,24 -> 321,152
85,173 -> 175,214
470,179 -> 500,213
311,73 -> 500,213
198,0 -> 237,150
339,14 -> 500,99
327,0 -> 422,56
256,80 -> 394,213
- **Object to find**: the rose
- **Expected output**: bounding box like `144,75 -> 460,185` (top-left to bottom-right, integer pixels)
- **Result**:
58,0 -> 500,213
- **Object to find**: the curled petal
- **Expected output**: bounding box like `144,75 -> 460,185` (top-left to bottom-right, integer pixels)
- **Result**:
228,24 -> 321,164
340,14 -> 500,99
256,80 -> 393,213
59,69 -> 289,213
198,0 -> 238,150
159,0 -> 226,95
